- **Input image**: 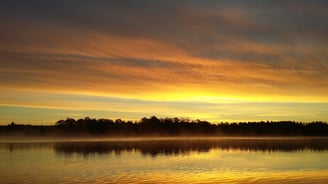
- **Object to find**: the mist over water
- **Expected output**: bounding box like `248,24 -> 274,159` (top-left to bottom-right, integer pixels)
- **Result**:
1,137 -> 328,184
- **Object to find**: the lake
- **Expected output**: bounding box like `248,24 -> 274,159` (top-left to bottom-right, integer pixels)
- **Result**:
1,137 -> 328,184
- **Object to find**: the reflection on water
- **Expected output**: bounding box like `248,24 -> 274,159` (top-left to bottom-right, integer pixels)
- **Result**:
55,138 -> 328,157
4,137 -> 328,157
1,137 -> 328,184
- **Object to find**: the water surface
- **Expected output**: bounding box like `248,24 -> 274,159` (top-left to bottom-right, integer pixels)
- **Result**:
1,137 -> 328,184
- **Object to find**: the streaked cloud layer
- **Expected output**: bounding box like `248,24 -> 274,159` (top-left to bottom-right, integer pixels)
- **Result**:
0,0 -> 327,124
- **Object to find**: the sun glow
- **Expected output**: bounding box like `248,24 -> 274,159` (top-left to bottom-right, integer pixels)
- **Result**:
1,0 -> 328,124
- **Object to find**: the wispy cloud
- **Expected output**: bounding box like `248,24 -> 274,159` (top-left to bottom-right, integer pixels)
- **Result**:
0,0 -> 327,123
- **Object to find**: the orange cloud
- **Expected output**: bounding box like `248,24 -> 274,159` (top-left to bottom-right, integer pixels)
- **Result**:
1,0 -> 328,124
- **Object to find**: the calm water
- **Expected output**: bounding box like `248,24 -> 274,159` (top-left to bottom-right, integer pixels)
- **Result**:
1,137 -> 328,184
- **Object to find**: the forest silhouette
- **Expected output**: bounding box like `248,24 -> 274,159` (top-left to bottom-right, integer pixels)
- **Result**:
1,116 -> 328,136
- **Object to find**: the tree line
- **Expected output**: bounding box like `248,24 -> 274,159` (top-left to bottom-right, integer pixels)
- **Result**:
1,116 -> 328,136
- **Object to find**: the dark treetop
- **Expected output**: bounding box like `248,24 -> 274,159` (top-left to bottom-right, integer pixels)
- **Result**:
1,116 -> 328,136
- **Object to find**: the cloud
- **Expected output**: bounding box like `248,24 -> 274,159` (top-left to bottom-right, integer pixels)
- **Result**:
0,0 -> 328,123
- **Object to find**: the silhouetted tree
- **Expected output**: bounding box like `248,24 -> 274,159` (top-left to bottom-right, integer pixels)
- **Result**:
1,117 -> 328,136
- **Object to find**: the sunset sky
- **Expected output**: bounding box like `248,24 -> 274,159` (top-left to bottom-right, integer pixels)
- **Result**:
1,0 -> 328,124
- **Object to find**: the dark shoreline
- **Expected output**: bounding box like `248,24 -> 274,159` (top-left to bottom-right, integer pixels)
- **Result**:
1,117 -> 328,137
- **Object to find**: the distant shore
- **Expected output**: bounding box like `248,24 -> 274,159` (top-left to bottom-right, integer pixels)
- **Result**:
1,116 -> 327,137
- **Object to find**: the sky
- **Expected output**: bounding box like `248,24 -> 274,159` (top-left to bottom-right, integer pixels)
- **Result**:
0,0 -> 328,124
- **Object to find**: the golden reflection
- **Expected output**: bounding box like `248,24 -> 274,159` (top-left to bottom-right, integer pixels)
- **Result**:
1,138 -> 328,184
